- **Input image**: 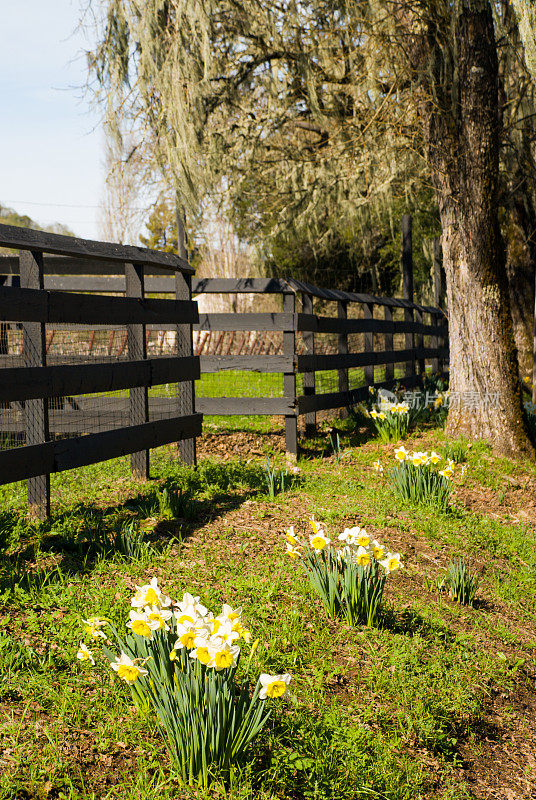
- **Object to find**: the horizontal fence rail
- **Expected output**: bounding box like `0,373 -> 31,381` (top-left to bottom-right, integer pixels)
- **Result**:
0,223 -> 200,518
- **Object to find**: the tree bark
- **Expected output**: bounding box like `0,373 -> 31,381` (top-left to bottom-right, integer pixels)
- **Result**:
421,2 -> 533,457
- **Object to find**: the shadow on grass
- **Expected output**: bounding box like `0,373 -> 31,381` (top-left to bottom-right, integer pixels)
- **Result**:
0,460 -> 272,595
380,607 -> 455,642
299,423 -> 379,461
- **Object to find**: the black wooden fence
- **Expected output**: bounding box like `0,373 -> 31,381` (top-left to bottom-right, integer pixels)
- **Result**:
0,223 -> 201,518
0,216 -> 448,513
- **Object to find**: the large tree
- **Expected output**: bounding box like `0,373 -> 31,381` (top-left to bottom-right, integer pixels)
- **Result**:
88,0 -> 533,455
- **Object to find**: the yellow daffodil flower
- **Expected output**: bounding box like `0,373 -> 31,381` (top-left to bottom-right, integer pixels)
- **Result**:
381,552 -> 402,573
174,622 -> 197,650
394,447 -> 407,461
371,539 -> 385,559
213,642 -> 240,671
131,577 -> 171,609
309,516 -> 325,535
429,451 -> 441,464
127,610 -> 161,637
191,644 -> 212,665
111,653 -> 148,684
82,617 -> 108,639
174,607 -> 197,626
285,525 -> 297,545
286,542 -> 300,559
338,526 -> 361,545
174,592 -> 207,618
309,531 -> 330,550
221,604 -> 242,623
144,605 -> 172,631
356,530 -> 369,548
76,642 -> 95,665
355,546 -> 371,567
259,673 -> 291,699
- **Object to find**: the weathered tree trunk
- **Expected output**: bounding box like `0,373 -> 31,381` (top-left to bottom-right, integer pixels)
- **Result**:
423,2 -> 533,457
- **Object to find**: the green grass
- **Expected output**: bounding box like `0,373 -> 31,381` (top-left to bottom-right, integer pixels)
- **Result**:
1,418 -> 536,798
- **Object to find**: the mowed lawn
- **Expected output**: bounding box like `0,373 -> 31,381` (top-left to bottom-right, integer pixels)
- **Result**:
1,414 -> 536,799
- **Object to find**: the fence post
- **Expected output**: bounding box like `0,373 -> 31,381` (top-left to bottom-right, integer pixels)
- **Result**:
338,300 -> 349,414
384,304 -> 394,383
176,271 -> 197,466
414,305 -> 425,376
126,262 -> 149,479
0,276 -> 7,356
402,214 -> 415,381
301,292 -> 316,436
283,291 -> 298,462
20,249 -> 50,519
363,302 -> 374,387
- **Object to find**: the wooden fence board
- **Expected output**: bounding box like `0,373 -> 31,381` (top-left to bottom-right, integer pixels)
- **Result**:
308,316 -> 444,336
0,414 -> 202,485
199,355 -> 294,373
0,222 -> 191,271
0,356 -> 200,403
0,286 -> 198,326
195,397 -> 296,415
196,312 -> 295,332
297,348 -> 448,373
0,255 -> 175,276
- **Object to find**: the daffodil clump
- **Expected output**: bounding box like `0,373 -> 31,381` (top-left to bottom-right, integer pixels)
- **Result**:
358,388 -> 417,442
78,578 -> 291,786
364,400 -> 411,443
285,519 -> 402,627
387,446 -> 456,509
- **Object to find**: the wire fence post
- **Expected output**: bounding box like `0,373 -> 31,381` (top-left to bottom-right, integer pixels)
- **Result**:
175,202 -> 197,466
301,291 -> 316,436
363,302 -> 374,386
20,249 -> 50,519
126,261 -> 149,479
283,291 -> 298,462
338,299 -> 349,416
415,305 -> 425,376
176,270 -> 197,466
0,275 -> 7,356
402,214 -> 415,380
384,304 -> 394,383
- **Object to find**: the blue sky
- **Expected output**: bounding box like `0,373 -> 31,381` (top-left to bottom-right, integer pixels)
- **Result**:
0,1 -> 105,239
